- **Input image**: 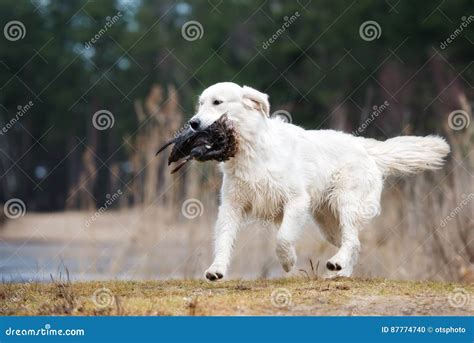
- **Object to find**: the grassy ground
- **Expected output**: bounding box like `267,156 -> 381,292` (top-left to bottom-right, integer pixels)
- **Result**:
1,277 -> 472,316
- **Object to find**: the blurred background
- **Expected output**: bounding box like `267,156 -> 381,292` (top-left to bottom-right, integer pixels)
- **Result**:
0,0 -> 472,283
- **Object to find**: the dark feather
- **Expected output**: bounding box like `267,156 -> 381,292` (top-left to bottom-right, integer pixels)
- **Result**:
156,114 -> 239,173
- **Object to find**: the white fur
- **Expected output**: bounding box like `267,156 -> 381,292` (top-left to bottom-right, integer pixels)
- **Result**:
191,82 -> 451,280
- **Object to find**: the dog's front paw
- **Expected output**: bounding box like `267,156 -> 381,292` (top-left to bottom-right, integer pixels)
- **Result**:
205,265 -> 225,281
325,251 -> 355,277
276,243 -> 297,273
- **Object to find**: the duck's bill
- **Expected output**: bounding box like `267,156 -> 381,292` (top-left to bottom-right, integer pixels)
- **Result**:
155,138 -> 175,156
155,125 -> 212,173
155,126 -> 195,157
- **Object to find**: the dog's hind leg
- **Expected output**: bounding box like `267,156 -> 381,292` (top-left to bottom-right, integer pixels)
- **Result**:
276,194 -> 312,273
325,208 -> 361,277
325,180 -> 382,277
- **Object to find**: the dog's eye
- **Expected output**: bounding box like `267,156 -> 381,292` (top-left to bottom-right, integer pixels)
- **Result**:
213,100 -> 223,105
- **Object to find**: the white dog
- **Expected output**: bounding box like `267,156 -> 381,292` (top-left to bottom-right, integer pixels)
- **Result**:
188,82 -> 450,280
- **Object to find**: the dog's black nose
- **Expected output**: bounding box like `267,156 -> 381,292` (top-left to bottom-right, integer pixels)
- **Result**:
189,119 -> 201,130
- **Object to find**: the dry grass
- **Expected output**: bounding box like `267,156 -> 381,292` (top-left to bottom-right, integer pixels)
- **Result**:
1,277 -> 472,316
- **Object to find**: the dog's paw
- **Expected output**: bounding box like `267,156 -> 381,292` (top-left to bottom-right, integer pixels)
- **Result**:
326,260 -> 342,271
205,265 -> 225,281
325,253 -> 354,277
276,244 -> 297,273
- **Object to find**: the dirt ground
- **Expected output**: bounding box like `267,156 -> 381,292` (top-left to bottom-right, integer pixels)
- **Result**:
1,277 -> 472,316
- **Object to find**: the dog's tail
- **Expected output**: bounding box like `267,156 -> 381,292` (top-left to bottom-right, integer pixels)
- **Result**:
361,135 -> 450,176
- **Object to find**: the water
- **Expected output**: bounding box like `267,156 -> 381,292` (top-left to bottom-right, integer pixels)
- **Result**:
0,239 -> 197,282
0,235 -> 287,283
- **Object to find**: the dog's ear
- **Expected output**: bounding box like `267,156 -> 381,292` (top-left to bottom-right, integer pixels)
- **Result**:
242,86 -> 270,117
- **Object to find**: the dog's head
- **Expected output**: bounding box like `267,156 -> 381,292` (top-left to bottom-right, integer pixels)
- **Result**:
188,82 -> 270,131
155,82 -> 269,172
